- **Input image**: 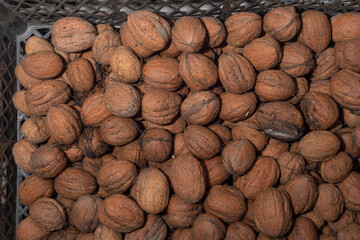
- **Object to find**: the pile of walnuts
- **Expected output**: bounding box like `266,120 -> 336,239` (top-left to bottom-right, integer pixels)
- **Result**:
12,7 -> 360,240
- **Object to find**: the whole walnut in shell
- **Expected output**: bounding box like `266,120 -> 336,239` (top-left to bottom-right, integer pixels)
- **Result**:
15,63 -> 42,89
30,144 -> 67,178
55,167 -> 97,199
21,116 -> 49,144
202,156 -> 230,187
219,92 -> 257,122
71,195 -> 102,233
218,52 -> 256,94
263,6 -> 300,42
97,160 -> 137,195
298,10 -> 331,53
162,193 -> 202,229
171,16 -> 206,52
204,185 -> 247,223
299,130 -> 341,162
51,17 -> 97,52
254,188 -> 293,237
301,91 -> 339,130
312,48 -> 339,81
331,12 -> 360,42
29,198 -> 66,231
25,36 -> 54,55
142,89 -> 181,125
131,167 -> 169,214
110,46 -> 141,84
13,139 -> 36,173
13,90 -> 31,116
337,223 -> 360,240
18,175 -> 53,206
225,12 -> 262,47
261,138 -> 289,160
277,152 -> 306,184
280,42 -> 314,78
309,80 -> 331,96
231,121 -> 268,151
81,92 -> 112,127
328,209 -> 357,233
243,35 -> 282,71
25,80 -> 70,116
92,29 -> 121,65
337,171 -> 360,212
16,217 -> 50,240
335,39 -> 360,72
208,124 -> 232,144
234,157 -> 280,200
255,70 -> 296,102
140,128 -> 173,163
256,101 -> 305,141
225,221 -> 256,240
63,58 -> 94,92
200,16 -> 226,48
124,214 -> 167,240
78,127 -> 111,158
192,213 -> 226,240
112,140 -> 146,167
338,128 -> 360,158
100,116 -> 139,146
22,51 -> 63,79
170,154 -> 206,203
179,53 -> 218,91
98,194 -> 145,233
221,139 -> 256,176
94,225 -> 122,240
46,104 -> 82,145
284,174 -> 318,215
47,227 -> 79,240
181,91 -> 220,125
82,157 -> 102,177
120,21 -> 152,58
143,57 -> 183,91
184,125 -> 221,160
313,184 -> 344,222
320,152 -> 353,183
287,217 -> 318,240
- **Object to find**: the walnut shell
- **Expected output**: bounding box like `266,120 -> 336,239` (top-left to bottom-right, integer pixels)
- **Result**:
92,30 -> 121,65
78,127 -> 111,158
162,193 -> 202,229
284,174 -> 318,215
170,154 -> 206,203
313,184 -> 344,222
200,16 -> 226,48
52,17 -> 97,52
127,11 -> 170,53
287,217 -> 318,240
335,39 -> 360,72
77,233 -> 95,240
141,116 -> 187,135
94,225 -> 122,240
310,80 -> 331,96
256,101 -> 305,141
29,198 -> 66,231
222,139 -> 256,176
64,58 -> 94,92
131,167 -> 169,214
142,89 -> 181,125
204,185 -> 246,223
312,48 -> 339,81
47,227 -> 79,240
234,157 -> 280,200
225,221 -> 256,240
192,213 -> 226,240
184,125 -> 221,160
330,69 -> 360,112
25,36 -> 54,55
243,35 -> 282,71
257,233 -> 287,240
110,46 -> 141,84
98,194 -> 145,233
171,228 -> 192,240
13,90 -> 31,116
181,91 -> 220,125
320,152 -> 353,183
46,104 -> 82,145
171,16 -> 206,52
298,10 -> 331,53
82,157 -> 102,177
263,6 -> 300,42
299,130 -> 341,162
343,108 -> 360,128
16,217 -> 50,240
219,92 -> 257,122
301,91 -> 339,130
208,124 -> 232,144
71,195 -> 102,233
100,116 -> 139,146
203,156 -> 230,187
277,152 -> 306,184
25,80 -> 70,116
337,223 -> 360,240
140,128 -> 172,163
124,214 -> 167,240
254,188 -> 293,237
231,121 -> 268,151
30,144 -> 67,178
18,175 -> 53,206
302,211 -> 324,230
173,133 -> 191,157
97,160 -> 137,195
81,92 -> 113,127
112,140 -> 146,167
218,52 -> 256,94
15,63 -> 43,89
337,171 -> 360,212
338,128 -> 360,158
55,167 -> 97,199
331,12 -> 360,42
255,70 -> 296,102
22,51 -> 63,79
260,138 -> 289,160
120,22 -> 153,58
328,209 -> 357,233
225,12 -> 262,47
21,116 -> 49,144
280,42 -> 314,78
179,53 -> 218,91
